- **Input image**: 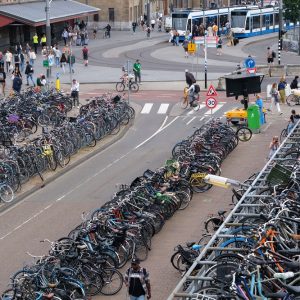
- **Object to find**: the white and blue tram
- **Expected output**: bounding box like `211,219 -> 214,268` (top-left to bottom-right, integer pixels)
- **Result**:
231,7 -> 297,38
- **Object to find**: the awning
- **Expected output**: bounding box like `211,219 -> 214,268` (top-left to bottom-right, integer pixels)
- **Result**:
0,0 -> 100,27
0,15 -> 14,27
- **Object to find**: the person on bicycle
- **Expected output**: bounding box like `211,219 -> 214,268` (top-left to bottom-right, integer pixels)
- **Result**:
104,24 -> 111,38
288,109 -> 300,133
187,82 -> 199,107
185,69 -> 196,87
290,76 -> 299,90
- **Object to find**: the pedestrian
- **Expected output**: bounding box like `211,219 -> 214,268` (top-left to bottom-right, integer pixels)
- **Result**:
80,31 -> 85,46
255,94 -> 265,125
48,51 -> 54,76
13,52 -> 20,69
0,67 -> 6,96
175,31 -> 180,46
212,23 -> 218,36
290,76 -> 299,90
124,258 -> 151,300
287,109 -> 300,133
146,26 -> 151,39
0,51 -> 4,69
227,29 -> 234,46
270,82 -> 282,115
40,74 -> 47,92
40,34 -> 47,47
132,21 -> 137,33
20,51 -> 25,72
133,59 -> 141,84
54,46 -> 61,68
16,43 -> 22,55
32,33 -> 39,53
24,61 -> 35,86
185,69 -> 196,87
82,46 -> 89,66
70,78 -> 80,108
267,47 -> 274,77
11,65 -> 22,80
62,28 -> 69,46
207,24 -> 213,36
67,53 -> 75,73
182,39 -> 189,58
104,23 -> 111,38
268,136 -> 279,159
158,19 -> 162,32
151,19 -> 155,30
93,26 -> 97,39
278,76 -> 287,104
225,20 -> 231,35
12,73 -> 22,94
216,36 -> 223,56
25,43 -> 31,59
60,52 -> 67,73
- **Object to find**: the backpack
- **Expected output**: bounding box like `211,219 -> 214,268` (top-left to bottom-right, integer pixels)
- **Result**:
194,84 -> 200,93
272,51 -> 276,58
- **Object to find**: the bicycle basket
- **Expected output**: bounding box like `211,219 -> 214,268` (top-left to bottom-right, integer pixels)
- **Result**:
165,159 -> 177,167
266,163 -> 292,186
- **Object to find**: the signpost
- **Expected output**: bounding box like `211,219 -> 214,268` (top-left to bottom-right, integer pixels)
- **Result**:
244,57 -> 256,74
206,84 -> 218,116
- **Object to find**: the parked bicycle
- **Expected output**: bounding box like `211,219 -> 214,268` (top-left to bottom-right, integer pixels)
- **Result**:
116,73 -> 139,93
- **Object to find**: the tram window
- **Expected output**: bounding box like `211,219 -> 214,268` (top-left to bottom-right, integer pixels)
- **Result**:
206,16 -> 217,26
245,17 -> 249,30
252,15 -> 260,29
270,14 -> 273,26
220,14 -> 228,27
231,11 -> 247,28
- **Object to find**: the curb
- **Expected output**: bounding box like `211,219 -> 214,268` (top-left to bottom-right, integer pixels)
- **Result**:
0,120 -> 134,214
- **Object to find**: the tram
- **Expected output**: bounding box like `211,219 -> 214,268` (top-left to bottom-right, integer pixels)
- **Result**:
231,6 -> 297,38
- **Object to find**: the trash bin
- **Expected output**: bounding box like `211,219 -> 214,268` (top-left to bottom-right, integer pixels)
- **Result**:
247,104 -> 260,133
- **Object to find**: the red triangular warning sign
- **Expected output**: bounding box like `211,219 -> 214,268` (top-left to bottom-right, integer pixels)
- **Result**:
206,84 -> 218,97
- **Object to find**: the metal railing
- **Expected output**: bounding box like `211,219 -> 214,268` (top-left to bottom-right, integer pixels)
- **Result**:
167,119 -> 300,299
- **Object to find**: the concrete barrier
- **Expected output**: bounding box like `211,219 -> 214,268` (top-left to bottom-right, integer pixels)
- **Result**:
286,64 -> 300,76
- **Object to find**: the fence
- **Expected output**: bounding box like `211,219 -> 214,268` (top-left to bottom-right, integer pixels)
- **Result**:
167,119 -> 300,299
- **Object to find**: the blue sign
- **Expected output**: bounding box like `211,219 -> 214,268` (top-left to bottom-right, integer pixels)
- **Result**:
244,57 -> 256,69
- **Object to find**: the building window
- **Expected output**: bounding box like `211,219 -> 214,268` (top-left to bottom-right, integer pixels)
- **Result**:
109,8 -> 114,23
93,14 -> 99,22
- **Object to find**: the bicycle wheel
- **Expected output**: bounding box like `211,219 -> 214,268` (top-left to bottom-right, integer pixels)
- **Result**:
0,183 -> 14,203
280,128 -> 288,143
99,268 -> 124,296
205,217 -> 223,233
129,82 -> 139,93
286,94 -> 298,106
38,114 -> 51,126
180,96 -> 188,109
47,154 -> 57,171
236,126 -> 252,142
116,82 -> 125,92
170,251 -> 186,272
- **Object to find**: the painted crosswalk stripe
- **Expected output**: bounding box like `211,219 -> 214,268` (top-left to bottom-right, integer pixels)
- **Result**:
205,104 -> 224,115
157,103 -> 169,114
187,104 -> 206,115
186,116 -> 196,125
141,103 -> 153,114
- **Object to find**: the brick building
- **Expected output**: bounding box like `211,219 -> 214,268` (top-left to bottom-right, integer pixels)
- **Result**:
0,0 -> 98,48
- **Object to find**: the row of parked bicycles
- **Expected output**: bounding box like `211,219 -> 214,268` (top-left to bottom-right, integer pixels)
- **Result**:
0,119 -> 240,299
170,123 -> 300,299
0,90 -> 134,204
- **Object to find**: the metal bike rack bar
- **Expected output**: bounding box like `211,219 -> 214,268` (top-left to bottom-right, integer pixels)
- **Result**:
168,119 -> 300,300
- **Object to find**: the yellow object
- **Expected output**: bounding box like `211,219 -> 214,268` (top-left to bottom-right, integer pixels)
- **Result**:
33,35 -> 38,44
41,36 -> 46,43
56,78 -> 60,91
204,174 -> 231,189
188,43 -> 196,53
225,108 -> 247,119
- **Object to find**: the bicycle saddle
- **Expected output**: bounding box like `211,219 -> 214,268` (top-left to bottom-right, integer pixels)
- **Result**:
218,210 -> 226,216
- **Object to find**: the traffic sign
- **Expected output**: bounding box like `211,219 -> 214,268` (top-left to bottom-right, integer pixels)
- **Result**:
206,97 -> 217,109
206,36 -> 217,48
246,67 -> 257,74
188,43 -> 196,53
194,36 -> 204,44
206,84 -> 218,97
244,57 -> 256,69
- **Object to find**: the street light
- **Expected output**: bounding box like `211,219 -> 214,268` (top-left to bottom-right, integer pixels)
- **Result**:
147,0 -> 150,27
45,0 -> 52,47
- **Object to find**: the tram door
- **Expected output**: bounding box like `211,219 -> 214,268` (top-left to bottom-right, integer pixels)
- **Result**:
265,14 -> 270,31
249,17 -> 253,34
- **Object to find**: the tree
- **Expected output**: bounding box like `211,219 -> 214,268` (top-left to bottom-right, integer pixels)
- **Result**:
284,0 -> 300,35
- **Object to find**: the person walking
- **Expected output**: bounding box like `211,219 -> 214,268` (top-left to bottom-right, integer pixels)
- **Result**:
278,76 -> 287,104
13,52 -> 20,70
0,52 -> 4,69
93,26 -> 97,39
20,51 -> 25,72
104,24 -> 111,38
212,23 -> 218,36
54,46 -> 61,68
29,48 -> 36,67
182,39 -> 189,58
0,67 -> 6,96
25,43 -> 31,59
70,78 -> 80,108
5,50 -> 12,73
151,19 -> 155,30
146,26 -> 151,39
255,94 -> 265,125
132,21 -> 137,33
133,59 -> 141,84
288,109 -> 300,133
12,73 -> 22,94
67,53 -> 75,73
174,31 -> 179,46
124,258 -> 151,300
216,36 -> 223,56
32,33 -> 39,54
290,76 -> 299,89
62,29 -> 69,46
267,47 -> 274,77
60,52 -> 67,74
268,136 -> 279,159
82,46 -> 89,66
25,61 -> 35,86
269,82 -> 282,115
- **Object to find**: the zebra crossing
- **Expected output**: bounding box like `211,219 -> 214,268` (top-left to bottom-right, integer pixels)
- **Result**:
140,102 -> 227,116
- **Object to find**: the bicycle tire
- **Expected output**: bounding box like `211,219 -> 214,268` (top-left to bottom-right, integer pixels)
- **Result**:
236,126 -> 252,142
99,268 -> 124,296
116,82 -> 125,92
286,94 -> 298,106
180,96 -> 188,109
0,184 -> 14,203
47,154 -> 57,171
129,82 -> 139,93
204,217 -> 223,233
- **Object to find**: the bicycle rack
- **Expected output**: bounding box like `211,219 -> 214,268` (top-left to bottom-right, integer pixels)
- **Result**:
168,120 -> 300,300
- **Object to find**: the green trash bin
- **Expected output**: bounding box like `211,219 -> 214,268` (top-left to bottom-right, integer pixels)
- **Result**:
247,104 -> 261,133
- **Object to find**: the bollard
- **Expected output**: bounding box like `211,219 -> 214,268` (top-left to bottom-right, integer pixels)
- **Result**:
56,73 -> 60,91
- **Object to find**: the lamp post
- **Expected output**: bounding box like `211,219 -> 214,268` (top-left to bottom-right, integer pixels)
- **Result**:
278,0 -> 283,64
45,0 -> 52,48
147,0 -> 150,27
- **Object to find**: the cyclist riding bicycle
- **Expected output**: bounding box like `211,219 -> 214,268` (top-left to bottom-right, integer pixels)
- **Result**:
187,82 -> 200,107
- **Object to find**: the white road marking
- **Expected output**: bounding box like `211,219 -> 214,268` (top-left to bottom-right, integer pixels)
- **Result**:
205,104 -> 223,115
157,103 -> 169,114
200,116 -> 205,121
0,115 -> 180,240
187,104 -> 206,115
141,103 -> 153,114
186,117 -> 196,125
